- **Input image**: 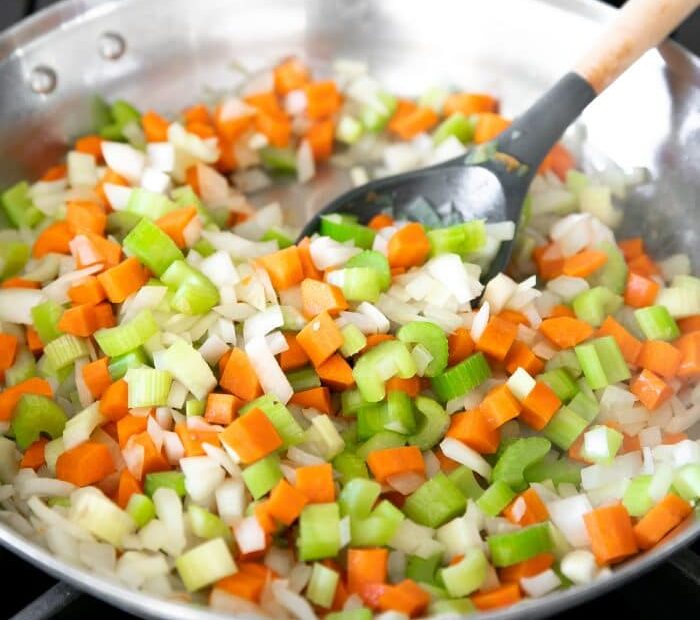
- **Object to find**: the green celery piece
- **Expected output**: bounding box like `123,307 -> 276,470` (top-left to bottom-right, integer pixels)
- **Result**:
524,457 -> 583,486
438,548 -> 488,597
161,260 -> 219,315
386,390 -> 416,434
574,341 -> 608,390
594,335 -> 631,384
5,349 -> 37,386
448,466 -> 484,500
192,238 -> 216,257
260,226 -> 295,249
171,185 -> 212,226
353,340 -> 417,403
590,242 -> 628,294
566,169 -> 589,197
95,309 -> 159,357
259,147 -> 297,173
298,503 -> 341,561
185,399 -> 206,417
538,368 -> 579,402
340,388 -> 365,417
349,499 -> 404,546
188,504 -> 231,540
572,286 -> 623,327
240,394 -> 304,447
320,214 -> 376,250
408,396 -> 449,450
634,305 -> 681,341
123,217 -> 184,276
108,347 -> 148,381
339,478 -> 382,518
306,562 -> 340,609
476,480 -> 516,516
488,522 -> 553,566
31,300 -> 64,344
326,609 -> 372,620
433,112 -> 476,145
398,321 -> 449,377
126,493 -> 156,528
333,452 -> 369,484
492,437 -> 551,491
429,599 -> 476,615
1,181 -> 43,228
360,91 -> 397,133
44,334 -> 89,370
47,497 -> 71,508
427,220 -> 487,257
340,324 -> 367,358
107,211 -> 142,238
542,406 -> 588,450
345,250 -> 391,290
430,352 -> 491,401
242,454 -> 283,500
567,391 -> 599,422
673,464 -> 700,501
622,475 -> 654,517
286,366 -> 321,392
355,431 -> 406,460
335,114 -> 364,145
144,471 -> 186,497
406,552 -> 443,584
126,188 -> 177,220
91,95 -> 113,133
403,473 -> 466,528
125,368 -> 172,407
11,394 -> 67,449
356,401 -> 389,441
0,241 -> 29,278
342,267 -> 382,303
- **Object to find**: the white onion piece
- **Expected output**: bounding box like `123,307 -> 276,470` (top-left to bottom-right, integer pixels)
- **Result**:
245,336 -> 293,404
560,549 -> 598,585
101,141 -> 145,184
470,301 -> 490,342
386,472 -> 425,495
234,516 -> 267,554
520,569 -> 561,597
440,438 -> 491,480
546,494 -> 592,547
0,288 -> 46,324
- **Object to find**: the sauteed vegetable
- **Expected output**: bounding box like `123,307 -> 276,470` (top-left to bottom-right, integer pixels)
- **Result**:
0,57 -> 698,618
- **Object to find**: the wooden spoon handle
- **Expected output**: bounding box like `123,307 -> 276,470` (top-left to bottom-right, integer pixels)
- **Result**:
575,0 -> 700,93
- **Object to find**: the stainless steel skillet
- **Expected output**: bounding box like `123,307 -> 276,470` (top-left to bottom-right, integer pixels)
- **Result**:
0,1 -> 699,618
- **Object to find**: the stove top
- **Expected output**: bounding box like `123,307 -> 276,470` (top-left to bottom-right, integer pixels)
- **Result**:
2,1 -> 700,618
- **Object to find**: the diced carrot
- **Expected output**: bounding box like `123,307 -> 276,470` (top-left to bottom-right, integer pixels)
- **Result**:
81,232 -> 122,268
68,276 -> 106,306
385,376 -> 422,397
387,223 -> 431,269
480,384 -> 522,429
155,206 -> 198,249
447,328 -> 474,366
540,143 -> 575,181
243,92 -> 282,116
633,493 -> 692,550
368,213 -> 394,230
94,168 -> 129,208
443,93 -> 498,116
548,304 -> 575,319
476,316 -> 518,361
0,333 -> 18,375
175,422 -> 220,457
295,311 -> 344,367
390,106 -> 438,141
317,353 -> 355,390
254,112 -> 291,148
388,100 -> 417,132
473,113 -> 511,144
297,237 -> 323,281
25,327 -> 43,354
20,438 -> 48,470
117,413 -> 148,447
57,304 -> 98,337
434,448 -> 460,473
257,247 -> 304,291
295,462 -> 335,503
503,488 -> 549,526
636,340 -> 682,379
32,221 -> 73,258
82,357 -> 112,399
630,369 -> 673,410
677,331 -> 700,378
498,309 -> 530,326
213,564 -> 269,602
499,553 -> 554,582
97,257 -> 148,303
504,341 -> 545,376
367,446 -> 425,483
183,103 -> 212,125
41,164 -> 67,181
214,106 -> 254,143
93,302 -> 115,329
265,478 -> 308,526
204,393 -> 241,426
471,583 -> 522,611
66,200 -> 107,236
583,503 -> 638,564
618,238 -> 644,261
300,279 -> 348,317
1,277 -> 40,289
378,579 -> 430,617
677,316 -> 700,334
662,432 -> 688,445
562,249 -> 608,278
289,387 -> 333,414
520,382 -> 561,430
347,548 -> 388,595
0,378 -> 53,421
273,58 -> 310,95
447,408 -> 501,454
304,81 -> 341,120
186,121 -> 216,139
539,316 -> 593,348
56,441 -> 116,487
623,272 -> 659,309
279,333 -> 311,371
130,431 -> 170,476
362,334 -> 396,352
627,253 -> 661,277
220,348 -> 263,401
220,408 -> 282,464
141,110 -> 170,142
116,468 -> 142,509
597,316 -> 643,365
75,134 -> 103,159
532,245 -> 565,280
305,119 -> 335,161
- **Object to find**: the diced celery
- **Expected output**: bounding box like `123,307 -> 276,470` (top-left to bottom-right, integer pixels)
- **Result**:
403,473 -> 466,528
438,548 -> 488,597
31,300 -> 64,345
572,286 -> 622,327
567,391 -> 599,422
353,340 -> 417,403
342,267 -> 382,302
432,112 -> 476,145
185,399 -> 206,417
476,480 -> 516,517
524,457 -> 582,486
340,324 -> 367,358
286,366 -> 321,392
108,347 -> 148,380
123,217 -> 184,277
320,214 -> 375,250
126,188 -> 176,220
542,406 -> 588,450
188,504 -> 231,540
673,464 -> 700,501
333,451 -> 369,484
430,352 -> 491,401
44,334 -> 89,370
0,241 -> 29,278
575,335 -> 630,390
326,609 -> 372,620
307,562 -> 340,608
175,538 -> 236,592
125,368 -> 172,407
346,250 -> 391,290
335,115 -> 364,145
107,210 -> 142,237
350,499 -> 404,546
340,388 -> 365,417
126,493 -> 156,528
261,226 -> 295,249
144,471 -> 186,497
260,147 -> 297,173
304,415 -> 345,460
5,349 -> 37,386
161,260 -> 219,315
430,598 -> 476,615
1,181 -> 43,228
634,305 -> 680,341
492,437 -> 551,491
11,394 -> 67,449
487,522 -> 553,566
448,466 -> 484,500
298,503 -> 341,561
95,309 -> 159,357
240,394 -> 304,447
355,430 -> 406,460
386,390 -> 417,435
409,396 -> 449,450
406,552 -> 443,584
538,368 -> 579,402
339,478 -> 382,518
398,321 -> 448,378
360,91 -> 397,133
590,242 -> 628,294
242,454 -> 282,500
158,339 -> 216,401
427,220 -> 487,257
622,475 -> 654,516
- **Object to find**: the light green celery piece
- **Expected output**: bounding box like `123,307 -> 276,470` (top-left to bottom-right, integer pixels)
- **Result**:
355,431 -> 406,460
240,394 -> 304,447
492,437 -> 551,491
0,241 -> 29,278
524,457 -> 582,486
123,217 -> 183,276
487,522 -> 553,566
126,188 -> 177,220
430,352 -> 491,401
1,181 -> 43,228
572,286 -> 622,327
542,406 -> 588,450
126,493 -> 156,528
11,394 -> 67,449
403,473 -> 466,528
408,396 -> 449,450
622,475 -> 655,517
590,242 -> 628,294
438,548 -> 488,597
345,250 -> 391,291
432,112 -> 476,145
298,503 -> 341,561
333,452 -> 368,484
242,454 -> 282,500
188,504 -> 231,540
95,309 -> 159,357
158,339 -> 216,401
634,305 -> 681,341
31,300 -> 64,345
44,334 -> 89,370
476,480 -> 516,517
125,368 -> 172,407
673,464 -> 700,501
144,471 -> 186,497
349,499 -> 404,546
5,349 -> 37,386
326,609 -> 372,620
353,340 -> 417,402
448,466 -> 484,500
340,324 -> 367,357
398,321 -> 448,377
175,538 -> 237,592
307,562 -> 340,608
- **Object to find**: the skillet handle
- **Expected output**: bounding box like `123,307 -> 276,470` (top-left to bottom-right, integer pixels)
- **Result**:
574,0 -> 700,93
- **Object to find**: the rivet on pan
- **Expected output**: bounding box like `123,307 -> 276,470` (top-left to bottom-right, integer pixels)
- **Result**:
29,66 -> 57,94
98,32 -> 126,60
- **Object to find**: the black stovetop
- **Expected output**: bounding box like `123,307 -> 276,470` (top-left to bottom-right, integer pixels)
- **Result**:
2,1 -> 700,618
